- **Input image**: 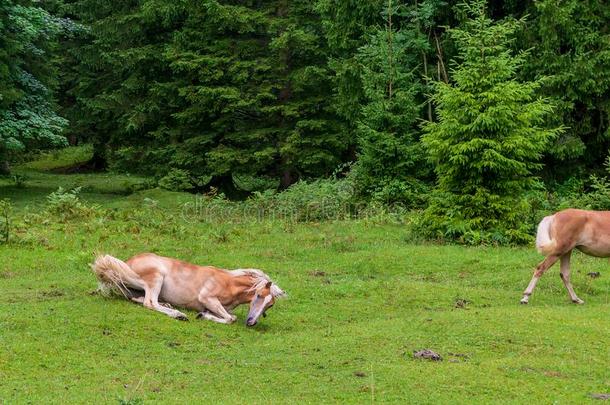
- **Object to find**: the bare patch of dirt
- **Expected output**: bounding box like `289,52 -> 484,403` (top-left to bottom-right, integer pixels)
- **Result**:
41,289 -> 64,298
542,370 -> 565,378
590,393 -> 610,400
310,270 -> 331,284
413,349 -> 442,361
447,352 -> 470,362
0,270 -> 15,279
454,297 -> 471,309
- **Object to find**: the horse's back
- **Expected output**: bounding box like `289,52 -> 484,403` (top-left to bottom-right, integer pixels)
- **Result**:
125,252 -> 167,274
552,209 -> 610,256
126,253 -> 222,309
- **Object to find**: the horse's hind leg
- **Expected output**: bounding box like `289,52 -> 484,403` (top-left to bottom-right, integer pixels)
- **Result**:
559,251 -> 584,304
141,275 -> 188,321
521,254 -> 561,304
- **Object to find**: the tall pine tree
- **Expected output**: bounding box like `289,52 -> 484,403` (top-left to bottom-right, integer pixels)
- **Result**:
353,0 -> 431,204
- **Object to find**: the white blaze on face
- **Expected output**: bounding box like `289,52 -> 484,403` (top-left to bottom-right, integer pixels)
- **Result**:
247,294 -> 273,324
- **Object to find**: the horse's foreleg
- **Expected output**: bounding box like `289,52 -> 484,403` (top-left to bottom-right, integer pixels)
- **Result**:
142,275 -> 188,321
196,311 -> 233,324
131,296 -> 174,309
521,254 -> 560,304
559,252 -> 584,304
197,296 -> 237,324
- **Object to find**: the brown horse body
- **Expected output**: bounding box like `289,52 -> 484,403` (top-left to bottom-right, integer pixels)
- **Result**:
93,253 -> 285,325
521,208 -> 610,304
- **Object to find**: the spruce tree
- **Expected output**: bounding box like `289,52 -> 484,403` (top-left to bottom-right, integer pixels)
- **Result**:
353,0 -> 430,204
316,0 -> 384,127
419,0 -> 561,244
164,0 -> 277,192
67,0 -> 185,172
164,0 -> 345,192
266,0 -> 347,188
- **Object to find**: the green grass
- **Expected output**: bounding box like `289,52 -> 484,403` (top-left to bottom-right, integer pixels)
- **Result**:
20,145 -> 94,171
1,149 -> 609,403
1,146 -> 151,212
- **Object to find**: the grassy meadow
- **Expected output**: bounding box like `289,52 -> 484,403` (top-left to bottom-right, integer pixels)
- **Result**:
0,149 -> 609,404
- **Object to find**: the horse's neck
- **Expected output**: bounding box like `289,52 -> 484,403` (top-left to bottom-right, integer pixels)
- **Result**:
228,275 -> 257,304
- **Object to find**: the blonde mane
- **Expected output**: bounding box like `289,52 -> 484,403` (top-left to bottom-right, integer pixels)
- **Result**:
229,268 -> 286,298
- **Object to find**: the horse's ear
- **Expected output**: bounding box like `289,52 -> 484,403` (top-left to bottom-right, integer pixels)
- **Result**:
265,281 -> 272,289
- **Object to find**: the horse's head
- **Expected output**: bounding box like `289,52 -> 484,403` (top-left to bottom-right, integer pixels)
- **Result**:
246,281 -> 285,327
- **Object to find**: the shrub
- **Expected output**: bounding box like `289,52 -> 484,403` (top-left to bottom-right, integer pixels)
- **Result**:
559,155 -> 610,210
259,177 -> 358,222
158,169 -> 194,191
45,187 -> 101,222
0,199 -> 11,243
366,177 -> 430,208
11,174 -> 27,188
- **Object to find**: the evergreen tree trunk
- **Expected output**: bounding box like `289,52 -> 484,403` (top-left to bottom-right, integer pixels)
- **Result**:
280,169 -> 295,190
0,159 -> 9,175
208,174 -> 249,200
89,142 -> 107,171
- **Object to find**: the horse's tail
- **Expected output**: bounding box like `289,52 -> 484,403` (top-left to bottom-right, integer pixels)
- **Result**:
92,254 -> 140,298
535,215 -> 556,255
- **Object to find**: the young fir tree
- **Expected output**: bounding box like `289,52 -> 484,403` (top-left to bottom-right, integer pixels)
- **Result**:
419,0 -> 561,244
353,0 -> 430,205
0,0 -> 68,174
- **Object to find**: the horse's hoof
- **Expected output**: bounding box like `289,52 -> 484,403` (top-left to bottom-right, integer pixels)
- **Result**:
572,298 -> 585,305
176,314 -> 189,321
196,311 -> 206,319
520,298 -> 529,304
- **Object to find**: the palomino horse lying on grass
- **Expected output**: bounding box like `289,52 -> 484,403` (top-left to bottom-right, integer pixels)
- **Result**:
93,253 -> 286,326
521,208 -> 608,304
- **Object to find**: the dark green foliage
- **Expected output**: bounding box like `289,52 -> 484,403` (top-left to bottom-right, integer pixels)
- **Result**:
0,0 -> 68,173
158,168 -> 197,192
4,0 -> 610,244
557,155 -> 610,211
64,0 -> 185,172
418,0 -> 561,244
0,199 -> 10,243
67,0 -> 346,191
523,0 -> 610,179
352,0 -> 431,206
316,0 -> 383,125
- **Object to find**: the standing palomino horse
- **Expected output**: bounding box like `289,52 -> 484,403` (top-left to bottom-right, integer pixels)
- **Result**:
521,208 -> 608,304
93,253 -> 286,326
